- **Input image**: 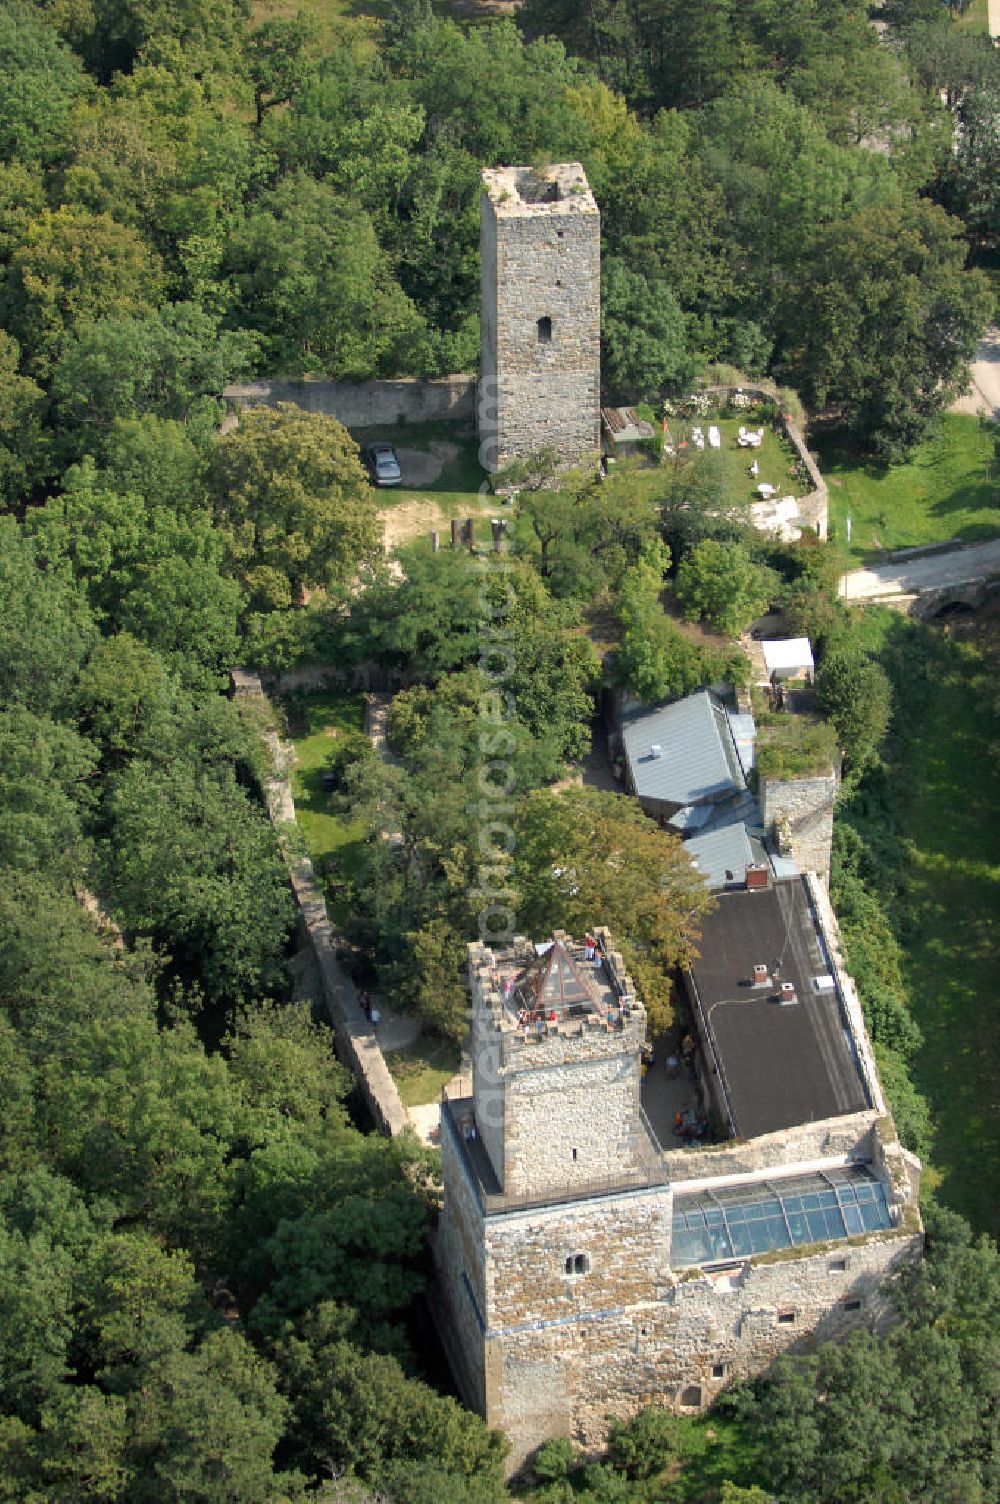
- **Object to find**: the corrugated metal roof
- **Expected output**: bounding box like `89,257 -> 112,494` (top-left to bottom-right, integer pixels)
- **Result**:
668,803 -> 714,834
727,711 -> 757,776
698,789 -> 762,837
622,691 -> 745,807
686,825 -> 757,890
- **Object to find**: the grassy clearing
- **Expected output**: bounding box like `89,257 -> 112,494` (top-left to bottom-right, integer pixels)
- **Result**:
841,607 -> 1000,1237
675,416 -> 804,505
956,0 -> 990,32
282,688 -> 369,925
669,1412 -> 764,1503
816,415 -> 999,564
516,1411 -> 763,1501
886,619 -> 1000,1235
627,416 -> 804,511
382,1035 -> 462,1107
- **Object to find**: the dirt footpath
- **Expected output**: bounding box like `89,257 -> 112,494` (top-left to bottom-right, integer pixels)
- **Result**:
382,499 -> 453,551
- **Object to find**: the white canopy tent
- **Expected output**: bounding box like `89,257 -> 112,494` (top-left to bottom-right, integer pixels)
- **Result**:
761,638 -> 815,682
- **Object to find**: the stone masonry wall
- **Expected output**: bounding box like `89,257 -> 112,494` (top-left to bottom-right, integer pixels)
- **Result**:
223,374 -> 475,428
502,1053 -> 644,1195
433,1106 -> 489,1413
807,872 -> 886,1115
486,1221 -> 921,1473
760,769 -> 838,886
662,1109 -> 880,1184
233,672 -> 407,1138
468,932 -> 649,1196
480,165 -> 601,472
482,1188 -> 672,1333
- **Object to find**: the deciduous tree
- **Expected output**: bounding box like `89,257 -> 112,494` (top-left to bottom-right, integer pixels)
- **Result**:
780,200 -> 992,459
0,1 -> 85,165
514,785 -> 714,1028
816,648 -> 892,772
675,539 -> 777,637
103,759 -> 294,1010
209,404 -> 380,609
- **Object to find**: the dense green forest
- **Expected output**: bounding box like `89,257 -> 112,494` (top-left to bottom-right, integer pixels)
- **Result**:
1,0 -> 998,1498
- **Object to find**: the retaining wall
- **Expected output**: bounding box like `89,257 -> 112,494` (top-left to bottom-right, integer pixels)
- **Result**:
236,671 -> 407,1138
223,375 -> 476,429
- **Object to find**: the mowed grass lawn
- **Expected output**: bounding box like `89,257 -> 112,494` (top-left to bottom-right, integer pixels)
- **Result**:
817,415 -> 999,563
381,1035 -> 461,1108
625,415 -> 805,510
851,610 -> 1000,1237
282,688 -> 369,924
956,0 -> 990,32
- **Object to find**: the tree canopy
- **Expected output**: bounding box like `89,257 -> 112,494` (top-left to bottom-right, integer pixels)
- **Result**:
208,404 -> 381,610
0,0 -> 994,1497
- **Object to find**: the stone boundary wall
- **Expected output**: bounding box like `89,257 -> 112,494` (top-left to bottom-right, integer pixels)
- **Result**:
662,1109 -> 880,1184
806,871 -> 886,1115
223,374 -> 476,429
234,671 -> 408,1137
702,384 -> 829,539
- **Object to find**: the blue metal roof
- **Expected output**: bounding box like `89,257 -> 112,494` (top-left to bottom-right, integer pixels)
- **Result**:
622,691 -> 745,808
686,825 -> 757,890
667,803 -> 713,834
697,789 -> 763,837
727,711 -> 757,776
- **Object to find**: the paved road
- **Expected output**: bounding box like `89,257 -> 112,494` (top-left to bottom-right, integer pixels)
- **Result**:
841,538 -> 1000,601
952,326 -> 1000,419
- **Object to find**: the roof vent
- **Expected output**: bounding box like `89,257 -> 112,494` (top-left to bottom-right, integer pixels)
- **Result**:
777,981 -> 798,1006
745,863 -> 769,890
649,743 -> 662,759
752,963 -> 769,988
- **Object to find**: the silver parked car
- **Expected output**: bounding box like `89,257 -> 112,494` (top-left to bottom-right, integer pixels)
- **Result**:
362,443 -> 402,486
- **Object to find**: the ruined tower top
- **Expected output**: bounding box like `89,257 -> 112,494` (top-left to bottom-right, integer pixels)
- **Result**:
480,163 -> 599,218
465,928 -> 654,1199
479,163 -> 601,474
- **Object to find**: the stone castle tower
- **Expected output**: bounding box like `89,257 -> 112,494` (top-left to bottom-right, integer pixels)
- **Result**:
478,164 -> 601,473
433,930 -> 672,1463
433,923 -> 922,1474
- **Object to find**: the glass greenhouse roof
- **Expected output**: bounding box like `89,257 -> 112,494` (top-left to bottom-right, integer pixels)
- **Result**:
671,1167 -> 892,1268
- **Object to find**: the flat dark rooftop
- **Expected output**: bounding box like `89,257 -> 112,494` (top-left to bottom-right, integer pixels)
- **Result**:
688,878 -> 870,1138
